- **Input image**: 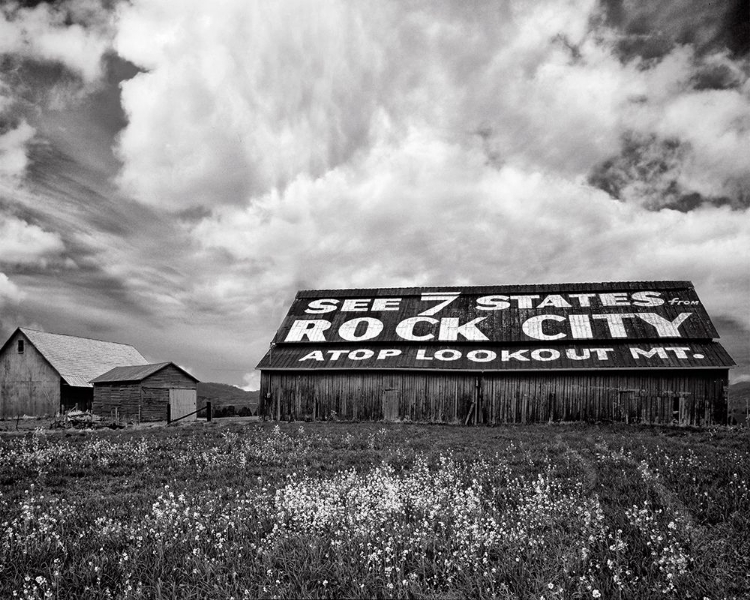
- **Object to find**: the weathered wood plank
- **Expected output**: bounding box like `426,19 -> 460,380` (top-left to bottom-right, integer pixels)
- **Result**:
260,369 -> 729,426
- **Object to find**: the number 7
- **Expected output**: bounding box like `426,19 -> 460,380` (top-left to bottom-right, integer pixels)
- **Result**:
419,293 -> 460,316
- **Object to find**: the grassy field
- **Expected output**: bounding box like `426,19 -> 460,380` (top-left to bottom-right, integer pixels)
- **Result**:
0,421 -> 748,599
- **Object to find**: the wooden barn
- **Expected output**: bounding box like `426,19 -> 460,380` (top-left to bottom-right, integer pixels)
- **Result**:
91,362 -> 199,423
257,281 -> 735,426
0,328 -> 148,418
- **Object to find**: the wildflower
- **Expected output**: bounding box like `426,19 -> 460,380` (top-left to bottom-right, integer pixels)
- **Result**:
592,591 -> 601,598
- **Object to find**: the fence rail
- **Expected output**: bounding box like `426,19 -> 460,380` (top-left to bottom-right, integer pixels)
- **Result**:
167,402 -> 212,425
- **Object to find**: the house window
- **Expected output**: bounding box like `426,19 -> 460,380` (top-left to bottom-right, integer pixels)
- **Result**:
17,339 -> 24,353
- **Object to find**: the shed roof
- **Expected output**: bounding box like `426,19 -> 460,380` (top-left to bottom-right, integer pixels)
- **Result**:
7,328 -> 149,387
92,362 -> 199,383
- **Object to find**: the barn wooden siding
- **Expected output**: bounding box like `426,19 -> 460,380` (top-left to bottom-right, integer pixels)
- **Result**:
260,369 -> 728,426
92,364 -> 197,423
0,330 -> 60,418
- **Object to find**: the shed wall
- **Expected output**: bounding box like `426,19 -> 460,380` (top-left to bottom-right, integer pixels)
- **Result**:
141,387 -> 170,422
0,331 -> 60,418
140,365 -> 196,422
92,383 -> 142,422
260,369 -> 728,426
142,365 -> 197,390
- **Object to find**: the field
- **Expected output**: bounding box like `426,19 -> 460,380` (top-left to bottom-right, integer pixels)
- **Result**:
0,421 -> 748,599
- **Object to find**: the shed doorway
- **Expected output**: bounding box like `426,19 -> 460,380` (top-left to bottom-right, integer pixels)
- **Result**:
170,388 -> 197,422
382,389 -> 400,421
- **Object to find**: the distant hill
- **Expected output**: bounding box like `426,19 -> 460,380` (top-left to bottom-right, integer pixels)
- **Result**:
197,382 -> 259,417
729,381 -> 750,425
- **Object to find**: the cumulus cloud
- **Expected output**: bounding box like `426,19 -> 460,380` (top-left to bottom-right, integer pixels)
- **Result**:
0,121 -> 35,178
115,0 -> 750,211
115,0 -> 646,209
107,0 -> 750,383
0,272 -> 23,306
0,0 -> 116,191
241,371 -> 260,392
115,0 -> 391,210
193,131 -> 750,322
0,214 -> 65,265
0,1 -> 113,83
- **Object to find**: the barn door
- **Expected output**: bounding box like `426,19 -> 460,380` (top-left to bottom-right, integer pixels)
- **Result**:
170,389 -> 197,422
382,389 -> 400,422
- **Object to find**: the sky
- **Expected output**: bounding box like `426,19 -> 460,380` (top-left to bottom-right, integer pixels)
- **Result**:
0,0 -> 748,389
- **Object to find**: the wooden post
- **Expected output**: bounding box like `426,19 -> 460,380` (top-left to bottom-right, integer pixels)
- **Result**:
166,402 -> 171,424
464,401 -> 475,426
206,401 -> 212,422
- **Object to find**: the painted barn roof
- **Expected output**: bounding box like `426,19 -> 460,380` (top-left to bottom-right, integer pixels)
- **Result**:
257,281 -> 735,372
92,362 -> 199,383
14,328 -> 149,387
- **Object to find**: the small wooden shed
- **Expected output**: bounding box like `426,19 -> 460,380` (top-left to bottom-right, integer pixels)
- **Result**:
92,362 -> 199,423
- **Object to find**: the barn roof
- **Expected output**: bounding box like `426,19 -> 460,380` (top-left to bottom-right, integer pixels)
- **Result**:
9,328 -> 149,387
91,362 -> 199,383
294,281 -> 695,297
258,281 -> 735,372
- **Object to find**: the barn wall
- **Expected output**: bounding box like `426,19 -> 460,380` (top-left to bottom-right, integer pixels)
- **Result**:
0,331 -> 60,418
260,369 -> 728,426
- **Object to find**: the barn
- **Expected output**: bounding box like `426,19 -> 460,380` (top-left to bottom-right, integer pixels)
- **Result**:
91,362 -> 199,423
256,281 -> 735,426
0,328 -> 148,418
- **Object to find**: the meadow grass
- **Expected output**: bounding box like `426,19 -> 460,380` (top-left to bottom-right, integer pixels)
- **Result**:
0,420 -> 748,599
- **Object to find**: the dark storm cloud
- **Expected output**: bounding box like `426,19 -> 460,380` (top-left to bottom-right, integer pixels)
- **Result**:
588,133 -> 745,211
713,315 -> 750,382
600,0 -> 750,61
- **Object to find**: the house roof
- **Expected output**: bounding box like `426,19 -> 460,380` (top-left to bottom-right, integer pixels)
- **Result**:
258,281 -> 735,372
91,362 -> 199,384
13,328 -> 149,387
